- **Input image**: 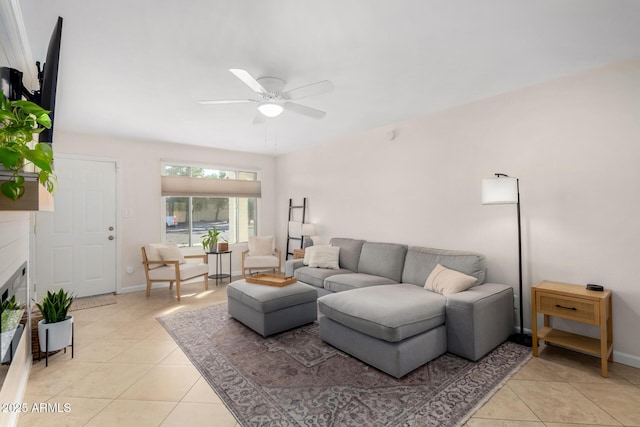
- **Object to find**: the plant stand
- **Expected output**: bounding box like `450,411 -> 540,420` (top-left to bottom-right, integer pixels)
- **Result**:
38,322 -> 74,367
206,250 -> 232,286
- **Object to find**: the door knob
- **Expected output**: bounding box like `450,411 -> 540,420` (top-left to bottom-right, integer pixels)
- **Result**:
108,236 -> 114,240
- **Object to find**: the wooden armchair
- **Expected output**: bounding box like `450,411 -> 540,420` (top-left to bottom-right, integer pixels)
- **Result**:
141,243 -> 208,301
241,236 -> 281,277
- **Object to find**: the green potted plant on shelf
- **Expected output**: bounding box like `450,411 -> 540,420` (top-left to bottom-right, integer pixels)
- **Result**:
0,90 -> 56,201
34,289 -> 74,353
201,226 -> 228,252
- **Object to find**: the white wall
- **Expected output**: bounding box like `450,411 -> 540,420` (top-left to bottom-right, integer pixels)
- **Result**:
0,212 -> 31,422
0,2 -> 38,421
0,213 -> 30,294
54,132 -> 276,291
275,59 -> 640,366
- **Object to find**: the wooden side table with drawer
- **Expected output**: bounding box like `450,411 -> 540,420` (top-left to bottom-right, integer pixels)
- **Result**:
531,281 -> 613,377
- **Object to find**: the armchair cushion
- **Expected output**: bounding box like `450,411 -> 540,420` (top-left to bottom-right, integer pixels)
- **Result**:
243,255 -> 280,269
242,241 -> 281,277
147,260 -> 208,281
145,244 -> 165,269
155,243 -> 187,264
248,236 -> 274,256
146,242 -> 186,269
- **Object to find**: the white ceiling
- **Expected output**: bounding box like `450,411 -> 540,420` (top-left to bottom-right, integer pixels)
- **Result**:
19,0 -> 640,155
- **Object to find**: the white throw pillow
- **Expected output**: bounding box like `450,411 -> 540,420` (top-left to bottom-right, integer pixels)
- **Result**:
303,245 -> 333,265
248,236 -> 274,256
424,264 -> 477,296
156,242 -> 187,264
308,246 -> 340,269
146,244 -> 165,269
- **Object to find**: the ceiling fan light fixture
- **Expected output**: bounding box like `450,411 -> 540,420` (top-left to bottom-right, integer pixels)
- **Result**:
257,102 -> 284,118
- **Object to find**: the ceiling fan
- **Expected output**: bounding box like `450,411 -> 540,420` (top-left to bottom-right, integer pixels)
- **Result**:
198,69 -> 333,124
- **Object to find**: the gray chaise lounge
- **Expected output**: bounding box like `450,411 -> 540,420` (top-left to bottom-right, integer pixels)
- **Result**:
286,238 -> 514,378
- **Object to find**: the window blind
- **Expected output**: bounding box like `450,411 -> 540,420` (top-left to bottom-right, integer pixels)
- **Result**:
161,176 -> 261,198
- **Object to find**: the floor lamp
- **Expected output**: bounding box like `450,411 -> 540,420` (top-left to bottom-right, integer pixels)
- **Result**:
482,173 -> 532,347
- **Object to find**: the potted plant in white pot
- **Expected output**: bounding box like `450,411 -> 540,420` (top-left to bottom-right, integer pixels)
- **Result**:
34,289 -> 74,365
0,90 -> 56,202
201,226 -> 228,252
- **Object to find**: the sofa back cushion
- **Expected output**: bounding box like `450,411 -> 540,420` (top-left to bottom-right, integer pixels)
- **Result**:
402,246 -> 486,286
329,238 -> 366,272
357,242 -> 408,283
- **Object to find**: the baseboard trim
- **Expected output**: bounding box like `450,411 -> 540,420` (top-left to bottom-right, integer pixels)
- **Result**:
613,351 -> 640,369
118,271 -> 242,294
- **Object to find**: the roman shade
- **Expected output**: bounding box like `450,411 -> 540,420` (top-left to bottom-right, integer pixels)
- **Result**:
161,176 -> 261,198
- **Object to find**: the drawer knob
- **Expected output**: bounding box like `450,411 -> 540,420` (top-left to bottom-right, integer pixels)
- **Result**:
555,304 -> 577,311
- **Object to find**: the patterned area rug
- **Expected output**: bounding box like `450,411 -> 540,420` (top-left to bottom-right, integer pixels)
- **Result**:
157,303 -> 530,427
70,293 -> 117,311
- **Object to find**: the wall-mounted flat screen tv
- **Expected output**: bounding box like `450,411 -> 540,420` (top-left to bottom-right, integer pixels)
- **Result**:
38,16 -> 63,144
0,67 -> 23,100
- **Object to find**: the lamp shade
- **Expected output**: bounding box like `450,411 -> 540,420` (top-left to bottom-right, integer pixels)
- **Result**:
482,176 -> 518,205
301,223 -> 316,236
257,102 -> 284,118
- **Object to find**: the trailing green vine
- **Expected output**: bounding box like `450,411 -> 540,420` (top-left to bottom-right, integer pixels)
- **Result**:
0,90 -> 56,201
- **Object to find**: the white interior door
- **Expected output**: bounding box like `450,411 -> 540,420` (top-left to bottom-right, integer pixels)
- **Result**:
36,158 -> 117,298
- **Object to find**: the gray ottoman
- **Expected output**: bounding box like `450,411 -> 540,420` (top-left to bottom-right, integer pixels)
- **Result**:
227,279 -> 318,337
318,284 -> 447,378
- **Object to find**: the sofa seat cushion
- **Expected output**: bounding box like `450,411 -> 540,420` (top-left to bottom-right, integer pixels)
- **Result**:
323,273 -> 396,293
294,266 -> 353,288
227,280 -> 318,314
318,284 -> 445,343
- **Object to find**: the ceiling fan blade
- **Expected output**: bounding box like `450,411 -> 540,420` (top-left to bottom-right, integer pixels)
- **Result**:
284,102 -> 326,120
284,80 -> 333,100
197,99 -> 256,105
229,69 -> 268,95
252,112 -> 267,125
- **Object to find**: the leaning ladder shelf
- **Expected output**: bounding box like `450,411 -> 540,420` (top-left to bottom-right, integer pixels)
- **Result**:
285,198 -> 307,260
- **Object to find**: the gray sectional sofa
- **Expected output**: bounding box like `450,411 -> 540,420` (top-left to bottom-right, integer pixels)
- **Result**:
285,238 -> 514,378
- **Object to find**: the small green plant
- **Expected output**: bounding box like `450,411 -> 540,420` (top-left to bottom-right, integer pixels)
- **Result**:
201,226 -> 227,252
34,289 -> 74,324
1,295 -> 23,332
0,90 -> 56,201
0,295 -> 20,312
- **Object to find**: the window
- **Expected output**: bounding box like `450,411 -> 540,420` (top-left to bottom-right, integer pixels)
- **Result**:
162,164 -> 258,247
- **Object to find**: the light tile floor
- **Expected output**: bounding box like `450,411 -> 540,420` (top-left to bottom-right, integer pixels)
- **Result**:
17,281 -> 640,426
